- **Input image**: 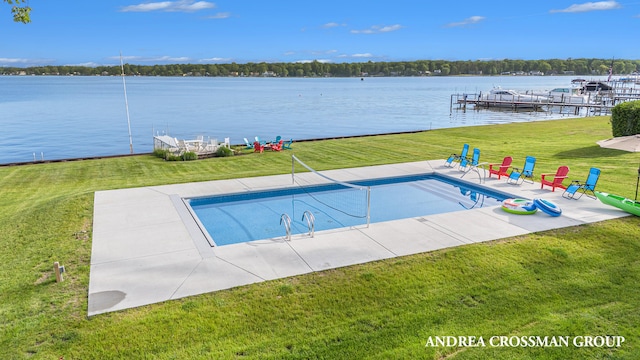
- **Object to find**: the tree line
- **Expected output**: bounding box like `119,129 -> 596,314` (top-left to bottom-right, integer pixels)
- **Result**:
3,58 -> 639,78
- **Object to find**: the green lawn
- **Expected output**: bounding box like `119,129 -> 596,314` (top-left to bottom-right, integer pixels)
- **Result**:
1,116 -> 639,359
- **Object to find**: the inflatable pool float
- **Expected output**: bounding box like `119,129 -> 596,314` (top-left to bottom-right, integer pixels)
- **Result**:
533,198 -> 562,217
501,198 -> 537,215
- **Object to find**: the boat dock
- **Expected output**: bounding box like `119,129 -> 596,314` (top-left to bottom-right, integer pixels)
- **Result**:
450,93 -> 613,115
451,80 -> 640,116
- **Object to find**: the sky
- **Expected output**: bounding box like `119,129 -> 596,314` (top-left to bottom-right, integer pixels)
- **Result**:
1,0 -> 639,67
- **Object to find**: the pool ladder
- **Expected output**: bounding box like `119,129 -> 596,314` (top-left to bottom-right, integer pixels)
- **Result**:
302,210 -> 315,238
280,214 -> 292,241
280,211 -> 316,241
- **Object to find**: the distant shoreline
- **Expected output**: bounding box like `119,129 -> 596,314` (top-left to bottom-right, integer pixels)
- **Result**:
2,57 -> 633,78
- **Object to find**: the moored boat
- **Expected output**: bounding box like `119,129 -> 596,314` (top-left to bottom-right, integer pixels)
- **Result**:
478,87 -> 548,109
546,87 -> 590,104
582,81 -> 613,92
595,191 -> 640,217
481,88 -> 548,103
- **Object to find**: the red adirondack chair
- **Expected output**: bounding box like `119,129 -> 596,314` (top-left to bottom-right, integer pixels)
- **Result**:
540,165 -> 570,191
270,139 -> 284,151
488,156 -> 513,179
253,141 -> 264,153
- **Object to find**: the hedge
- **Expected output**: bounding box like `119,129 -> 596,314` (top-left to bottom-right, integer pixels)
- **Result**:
611,100 -> 640,137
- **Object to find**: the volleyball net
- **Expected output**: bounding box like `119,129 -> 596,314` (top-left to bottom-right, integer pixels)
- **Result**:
291,155 -> 370,227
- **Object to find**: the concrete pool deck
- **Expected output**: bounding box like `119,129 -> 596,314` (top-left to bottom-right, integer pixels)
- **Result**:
88,160 -> 629,316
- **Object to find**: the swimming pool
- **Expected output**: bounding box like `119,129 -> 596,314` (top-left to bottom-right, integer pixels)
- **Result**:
186,173 -> 515,246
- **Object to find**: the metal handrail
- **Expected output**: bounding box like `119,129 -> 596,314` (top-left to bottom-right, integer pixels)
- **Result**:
302,210 -> 315,237
280,213 -> 292,241
460,162 -> 488,184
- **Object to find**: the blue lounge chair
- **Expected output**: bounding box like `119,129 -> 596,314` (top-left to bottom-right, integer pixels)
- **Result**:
255,136 -> 266,145
283,138 -> 293,150
243,137 -> 253,149
507,156 -> 536,185
562,167 -> 601,199
272,135 -> 282,144
459,147 -> 480,172
444,144 -> 469,168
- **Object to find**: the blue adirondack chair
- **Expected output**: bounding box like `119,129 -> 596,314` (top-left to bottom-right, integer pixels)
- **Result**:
507,156 -> 536,185
563,167 -> 601,199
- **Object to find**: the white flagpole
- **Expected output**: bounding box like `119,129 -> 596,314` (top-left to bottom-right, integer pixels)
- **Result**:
120,52 -> 134,154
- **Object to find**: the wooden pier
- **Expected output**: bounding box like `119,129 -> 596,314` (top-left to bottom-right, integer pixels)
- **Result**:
451,94 -> 612,116
451,81 -> 640,116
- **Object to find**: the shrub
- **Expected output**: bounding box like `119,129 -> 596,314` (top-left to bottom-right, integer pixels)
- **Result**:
153,149 -> 189,161
152,149 -> 169,159
182,151 -> 198,161
164,154 -> 182,161
215,146 -> 233,157
610,100 -> 640,137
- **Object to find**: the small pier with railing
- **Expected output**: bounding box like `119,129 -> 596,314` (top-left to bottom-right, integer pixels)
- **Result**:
450,93 -> 613,116
450,81 -> 640,116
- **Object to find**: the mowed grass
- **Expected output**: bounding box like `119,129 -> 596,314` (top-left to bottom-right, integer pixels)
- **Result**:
1,116 -> 639,359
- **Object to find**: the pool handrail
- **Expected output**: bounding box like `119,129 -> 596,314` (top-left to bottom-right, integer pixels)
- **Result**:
460,162 -> 488,184
302,210 -> 315,237
280,213 -> 292,241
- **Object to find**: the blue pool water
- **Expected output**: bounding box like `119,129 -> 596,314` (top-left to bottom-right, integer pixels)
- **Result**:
187,174 -> 514,246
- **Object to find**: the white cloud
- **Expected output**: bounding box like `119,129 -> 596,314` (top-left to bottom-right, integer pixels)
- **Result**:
0,57 -> 34,64
445,16 -> 485,27
0,58 -> 54,66
205,12 -> 230,19
310,49 -> 338,56
351,53 -> 374,58
150,56 -> 191,62
198,57 -> 233,62
350,24 -> 402,34
110,55 -> 192,63
120,0 -> 215,13
322,22 -> 346,28
336,53 -> 376,59
66,62 -> 103,67
550,1 -> 621,13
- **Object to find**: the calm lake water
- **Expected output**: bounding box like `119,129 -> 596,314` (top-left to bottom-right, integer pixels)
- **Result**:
0,75 -> 606,164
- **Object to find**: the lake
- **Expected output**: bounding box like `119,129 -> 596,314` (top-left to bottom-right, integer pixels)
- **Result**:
0,75 -> 605,164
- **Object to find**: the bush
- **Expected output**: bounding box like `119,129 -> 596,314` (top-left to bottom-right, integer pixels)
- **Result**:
164,154 -> 182,161
153,149 -> 198,161
611,100 -> 640,137
152,149 -> 169,159
215,146 -> 233,157
182,151 -> 198,161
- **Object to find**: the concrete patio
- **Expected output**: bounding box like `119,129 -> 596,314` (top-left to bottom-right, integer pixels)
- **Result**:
88,160 -> 629,316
